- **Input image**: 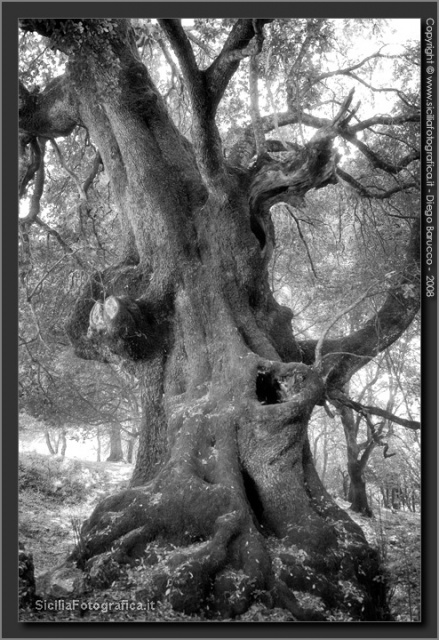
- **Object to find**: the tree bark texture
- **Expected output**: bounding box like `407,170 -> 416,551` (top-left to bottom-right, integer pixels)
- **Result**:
19,19 -> 420,621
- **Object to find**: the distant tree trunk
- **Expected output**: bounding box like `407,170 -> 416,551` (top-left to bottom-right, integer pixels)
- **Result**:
44,427 -> 56,455
391,487 -> 400,510
60,429 -> 67,457
339,405 -> 374,517
126,434 -> 136,464
320,422 -> 329,485
96,427 -> 101,462
107,423 -> 124,462
342,470 -> 350,500
380,485 -> 389,508
348,461 -> 373,517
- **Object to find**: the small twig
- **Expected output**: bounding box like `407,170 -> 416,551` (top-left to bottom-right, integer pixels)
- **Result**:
321,351 -> 374,361
156,29 -> 184,82
26,253 -> 72,301
186,31 -> 216,58
285,205 -> 318,279
331,87 -> 356,127
50,139 -> 86,201
34,217 -> 87,269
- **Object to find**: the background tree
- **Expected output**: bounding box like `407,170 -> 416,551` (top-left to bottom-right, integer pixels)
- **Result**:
18,17 -> 420,620
306,329 -> 420,516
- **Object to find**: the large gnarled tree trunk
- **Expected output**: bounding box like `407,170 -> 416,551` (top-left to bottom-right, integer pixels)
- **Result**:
19,18 -> 420,620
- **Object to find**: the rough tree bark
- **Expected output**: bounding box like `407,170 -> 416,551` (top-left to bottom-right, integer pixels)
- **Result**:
19,18 -> 420,621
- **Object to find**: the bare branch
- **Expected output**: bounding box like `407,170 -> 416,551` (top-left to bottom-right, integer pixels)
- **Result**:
331,87 -> 356,127
297,20 -> 325,68
285,205 -> 319,279
26,253 -> 75,302
299,218 -> 420,386
34,217 -> 87,269
340,130 -> 420,174
314,285 -> 376,371
314,50 -> 387,83
331,390 -> 420,430
342,71 -> 417,109
337,167 -> 418,199
229,106 -> 418,171
204,19 -> 272,113
350,112 -> 420,133
159,19 -> 224,175
359,437 -> 377,466
185,30 -> 216,59
158,19 -> 202,94
50,139 -> 86,200
160,20 -> 271,174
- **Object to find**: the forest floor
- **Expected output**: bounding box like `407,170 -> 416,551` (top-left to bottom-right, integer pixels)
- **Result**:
19,456 -> 133,575
18,451 -> 421,623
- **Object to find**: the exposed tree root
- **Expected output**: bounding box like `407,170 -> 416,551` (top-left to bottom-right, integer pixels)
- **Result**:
54,422 -> 388,620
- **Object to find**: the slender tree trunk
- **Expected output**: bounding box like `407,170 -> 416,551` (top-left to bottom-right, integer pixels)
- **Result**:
339,405 -> 374,516
391,487 -> 400,510
44,427 -> 56,455
59,429 -> 67,457
342,471 -> 350,500
380,485 -> 387,508
126,434 -> 136,464
348,461 -> 373,517
96,426 -> 101,463
107,424 -> 124,463
320,422 -> 329,485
